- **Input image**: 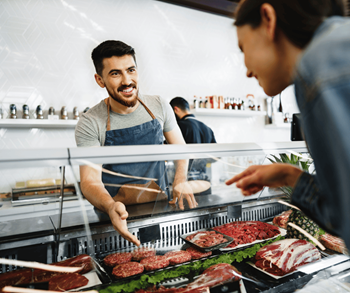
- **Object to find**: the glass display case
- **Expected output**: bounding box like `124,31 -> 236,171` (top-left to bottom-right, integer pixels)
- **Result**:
3,141 -> 347,293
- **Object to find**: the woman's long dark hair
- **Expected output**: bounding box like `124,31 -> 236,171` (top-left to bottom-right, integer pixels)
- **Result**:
234,0 -> 345,48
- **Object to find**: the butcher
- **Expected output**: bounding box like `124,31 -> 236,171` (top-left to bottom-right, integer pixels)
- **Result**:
75,40 -> 197,246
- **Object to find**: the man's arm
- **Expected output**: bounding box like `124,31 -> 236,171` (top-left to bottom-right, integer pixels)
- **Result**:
80,164 -> 140,246
164,127 -> 198,210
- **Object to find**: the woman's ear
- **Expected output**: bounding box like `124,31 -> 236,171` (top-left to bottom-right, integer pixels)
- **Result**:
260,3 -> 277,41
94,74 -> 105,88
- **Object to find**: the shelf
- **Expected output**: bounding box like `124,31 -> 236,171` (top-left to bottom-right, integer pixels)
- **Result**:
192,108 -> 266,117
0,119 -> 78,129
265,124 -> 291,129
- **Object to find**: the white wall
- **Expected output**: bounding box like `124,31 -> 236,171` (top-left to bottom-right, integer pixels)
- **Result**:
0,0 -> 299,150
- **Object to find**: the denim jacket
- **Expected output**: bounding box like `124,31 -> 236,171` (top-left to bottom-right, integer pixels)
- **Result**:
292,16 -> 350,249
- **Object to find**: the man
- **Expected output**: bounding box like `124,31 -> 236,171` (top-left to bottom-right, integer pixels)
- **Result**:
170,97 -> 216,144
170,97 -> 216,184
75,41 -> 197,246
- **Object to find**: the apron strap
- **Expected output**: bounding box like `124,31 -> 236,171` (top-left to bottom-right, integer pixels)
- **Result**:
106,97 -> 156,131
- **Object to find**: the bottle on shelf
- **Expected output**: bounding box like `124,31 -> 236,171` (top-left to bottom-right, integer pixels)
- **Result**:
9,104 -> 17,119
61,106 -> 68,120
218,96 -> 225,109
193,95 -> 198,109
198,97 -> 203,109
22,105 -> 29,119
73,107 -> 79,120
0,107 -> 2,119
36,105 -> 43,119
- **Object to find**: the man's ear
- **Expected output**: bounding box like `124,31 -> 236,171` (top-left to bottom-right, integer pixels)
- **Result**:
260,3 -> 277,41
94,74 -> 105,88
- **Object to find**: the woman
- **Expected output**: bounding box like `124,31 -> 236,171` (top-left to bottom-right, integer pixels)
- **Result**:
226,0 -> 350,249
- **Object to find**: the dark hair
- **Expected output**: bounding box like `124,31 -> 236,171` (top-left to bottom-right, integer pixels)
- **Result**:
234,0 -> 345,48
91,40 -> 136,76
170,97 -> 190,111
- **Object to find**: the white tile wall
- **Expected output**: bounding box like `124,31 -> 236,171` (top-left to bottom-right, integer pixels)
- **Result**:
0,0 -> 299,150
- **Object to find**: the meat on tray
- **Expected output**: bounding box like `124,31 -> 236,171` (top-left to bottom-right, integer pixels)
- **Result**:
0,254 -> 93,288
132,248 -> 156,261
185,231 -> 228,248
273,210 -> 292,229
104,252 -> 132,266
186,247 -> 212,260
135,263 -> 240,293
254,239 -> 321,276
48,273 -> 88,291
112,262 -> 144,278
214,221 -> 280,248
140,255 -> 170,271
164,251 -> 192,265
320,233 -> 349,255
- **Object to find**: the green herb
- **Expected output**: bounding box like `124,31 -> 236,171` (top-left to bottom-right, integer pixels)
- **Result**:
100,235 -> 284,293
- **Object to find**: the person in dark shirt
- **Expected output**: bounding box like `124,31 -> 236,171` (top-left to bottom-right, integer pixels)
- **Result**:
170,97 -> 216,186
170,97 -> 216,144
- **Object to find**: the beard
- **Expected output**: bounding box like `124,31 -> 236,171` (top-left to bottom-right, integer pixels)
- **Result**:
107,84 -> 138,108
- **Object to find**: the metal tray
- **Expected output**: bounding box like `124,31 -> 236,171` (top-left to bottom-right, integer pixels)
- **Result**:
180,228 -> 234,252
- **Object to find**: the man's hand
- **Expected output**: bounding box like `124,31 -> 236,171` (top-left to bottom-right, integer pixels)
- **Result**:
225,163 -> 303,196
107,201 -> 141,246
170,177 -> 198,210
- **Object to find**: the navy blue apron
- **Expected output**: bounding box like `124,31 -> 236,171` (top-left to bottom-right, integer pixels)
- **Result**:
102,98 -> 168,205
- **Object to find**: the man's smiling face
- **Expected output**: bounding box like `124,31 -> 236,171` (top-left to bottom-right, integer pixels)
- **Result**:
97,54 -> 139,108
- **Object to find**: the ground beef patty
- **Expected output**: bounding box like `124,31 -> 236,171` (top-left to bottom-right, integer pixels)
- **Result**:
104,252 -> 132,267
140,255 -> 170,271
132,248 -> 156,261
186,247 -> 212,260
164,251 -> 191,265
112,262 -> 144,278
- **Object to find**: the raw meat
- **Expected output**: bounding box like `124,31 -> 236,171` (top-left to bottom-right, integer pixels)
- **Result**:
104,252 -> 132,266
320,234 -> 349,255
48,273 -> 88,291
254,239 -> 321,276
164,251 -> 191,265
140,255 -> 170,271
186,247 -> 212,260
132,248 -> 156,261
0,254 -> 93,288
134,263 -> 240,293
273,210 -> 292,229
185,231 -> 227,248
214,221 -> 280,248
112,262 -> 144,278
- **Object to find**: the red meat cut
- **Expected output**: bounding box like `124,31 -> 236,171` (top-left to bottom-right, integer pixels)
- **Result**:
48,273 -> 88,291
0,254 -> 93,288
186,247 -> 212,260
112,262 -> 144,278
214,221 -> 280,248
140,255 -> 170,271
104,252 -> 132,267
185,231 -> 227,248
254,239 -> 321,276
320,234 -> 349,255
164,251 -> 191,265
273,210 -> 292,229
132,248 -> 156,261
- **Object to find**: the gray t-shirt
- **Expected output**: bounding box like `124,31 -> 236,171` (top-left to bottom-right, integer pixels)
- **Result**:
75,94 -> 177,147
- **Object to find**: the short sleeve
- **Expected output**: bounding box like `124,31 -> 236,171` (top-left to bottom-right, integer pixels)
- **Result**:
75,115 -> 101,147
160,97 -> 177,133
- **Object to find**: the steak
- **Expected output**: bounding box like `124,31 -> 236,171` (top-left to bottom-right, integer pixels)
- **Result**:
320,234 -> 349,255
0,254 -> 93,288
112,262 -> 144,278
164,251 -> 191,265
254,239 -> 321,276
132,248 -> 156,261
186,231 -> 227,248
214,221 -> 280,248
104,252 -> 132,267
186,247 -> 212,260
48,273 -> 88,291
140,255 -> 170,271
273,210 -> 292,229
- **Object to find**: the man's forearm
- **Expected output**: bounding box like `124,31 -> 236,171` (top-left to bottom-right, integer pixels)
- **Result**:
174,159 -> 188,180
81,181 -> 114,214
